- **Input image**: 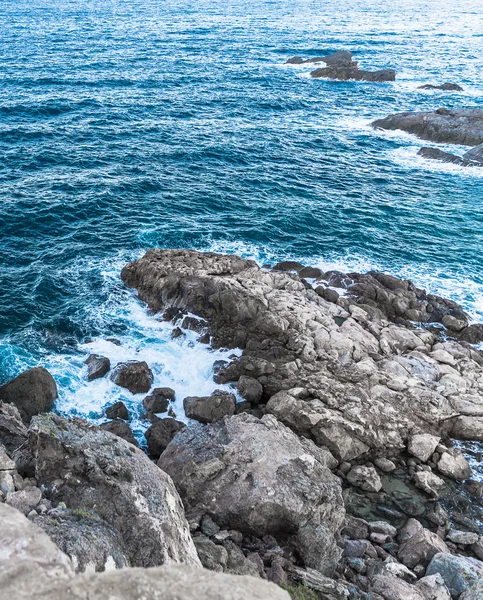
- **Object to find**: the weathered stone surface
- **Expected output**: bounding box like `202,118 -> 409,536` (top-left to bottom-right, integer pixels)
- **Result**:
418,83 -> 463,91
346,465 -> 382,492
412,471 -> 446,499
371,574 -> 425,600
143,387 -> 175,414
110,361 -> 153,394
446,529 -> 478,546
0,368 -> 58,423
105,401 -> 128,420
85,354 -> 111,381
193,536 -> 228,572
6,485 -> 42,514
100,419 -> 138,446
372,108 -> 483,146
415,574 -> 451,600
184,390 -> 236,423
408,434 -> 441,463
426,553 -> 483,598
159,413 -> 344,575
436,449 -> 472,480
24,413 -> 200,568
237,375 -> 263,404
146,418 -> 185,458
0,401 -> 28,453
459,580 -> 483,600
398,520 -> 449,569
418,147 -> 478,167
0,503 -> 73,596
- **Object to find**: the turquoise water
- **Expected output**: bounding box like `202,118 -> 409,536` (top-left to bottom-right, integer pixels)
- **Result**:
1,0 -> 483,426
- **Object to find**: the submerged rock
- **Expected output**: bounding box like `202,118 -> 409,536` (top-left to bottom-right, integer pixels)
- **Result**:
22,413 -> 200,568
418,144 -> 483,167
418,83 -> 463,91
159,413 -> 344,575
0,367 -> 57,424
110,361 -> 153,394
372,108 -> 483,146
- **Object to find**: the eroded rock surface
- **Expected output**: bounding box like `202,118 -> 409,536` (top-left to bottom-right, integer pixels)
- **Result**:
0,367 -> 58,424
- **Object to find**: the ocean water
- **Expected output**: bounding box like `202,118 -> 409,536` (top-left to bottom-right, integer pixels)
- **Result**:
1,0 -> 483,440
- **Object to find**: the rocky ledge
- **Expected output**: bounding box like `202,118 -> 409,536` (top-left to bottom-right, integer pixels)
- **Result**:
2,249 -> 483,599
286,50 -> 396,83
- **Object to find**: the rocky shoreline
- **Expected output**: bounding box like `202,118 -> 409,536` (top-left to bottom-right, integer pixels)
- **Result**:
1,249 -> 483,599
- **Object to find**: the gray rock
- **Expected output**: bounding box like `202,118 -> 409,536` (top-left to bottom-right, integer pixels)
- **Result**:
346,465 -> 382,492
146,418 -> 185,458
436,449 -> 472,480
426,553 -> 483,598
418,83 -> 463,91
100,419 -> 138,446
398,521 -> 449,569
0,443 -> 15,470
184,390 -> 236,423
143,388 -> 175,414
0,367 -> 58,424
460,580 -> 483,600
417,147 -> 477,167
371,574 -> 425,600
415,574 -> 451,600
369,521 -> 397,537
0,401 -> 28,453
311,66 -> 395,82
6,486 -> 42,515
445,529 -> 478,546
341,515 -> 369,539
408,434 -> 441,462
24,413 -> 200,568
372,108 -> 483,146
110,361 -> 153,394
193,536 -> 228,572
159,413 -> 344,575
412,471 -> 446,499
463,142 -> 483,165
237,376 -> 263,404
85,354 -> 111,381
374,457 -> 397,473
105,401 -> 129,420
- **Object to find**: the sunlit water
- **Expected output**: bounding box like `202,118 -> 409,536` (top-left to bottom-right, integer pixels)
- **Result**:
1,0 -> 482,450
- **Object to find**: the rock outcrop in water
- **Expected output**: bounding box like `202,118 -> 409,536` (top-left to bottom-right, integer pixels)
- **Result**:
372,108 -> 483,146
418,83 -> 464,91
286,50 -> 396,82
3,249 -> 483,599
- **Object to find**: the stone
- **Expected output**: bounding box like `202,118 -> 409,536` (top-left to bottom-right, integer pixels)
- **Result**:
105,401 -> 129,420
369,521 -> 397,537
110,361 -> 153,394
0,401 -> 28,453
6,486 -> 42,515
0,367 -> 58,424
436,449 -> 472,480
472,536 -> 483,560
184,391 -> 236,423
415,574 -> 451,600
159,413 -> 344,575
398,522 -> 449,569
100,419 -> 138,446
346,465 -> 382,492
371,574 -> 425,600
193,536 -> 228,572
426,553 -> 483,598
237,376 -> 263,404
374,457 -> 397,473
146,418 -> 185,458
372,108 -> 483,146
341,515 -> 369,539
418,83 -> 463,91
408,434 -> 441,463
0,443 -> 15,470
85,354 -> 110,381
445,529 -> 478,546
412,471 -> 446,499
23,413 -> 200,568
460,580 -> 483,600
417,147 -> 477,167
143,388 -> 175,414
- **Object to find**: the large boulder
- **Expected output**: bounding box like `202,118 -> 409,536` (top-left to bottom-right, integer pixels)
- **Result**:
158,413 -> 344,575
145,418 -> 186,458
426,553 -> 483,598
85,354 -> 110,381
110,361 -> 153,394
436,449 -> 472,480
0,367 -> 58,423
143,387 -> 175,414
184,391 -> 236,423
372,108 -> 483,146
23,413 -> 200,568
408,434 -> 440,462
0,401 -> 28,453
100,419 -> 138,446
398,520 -> 449,569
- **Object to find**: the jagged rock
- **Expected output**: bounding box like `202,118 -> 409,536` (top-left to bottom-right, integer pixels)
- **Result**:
418,147 -> 477,167
472,536 -> 483,560
346,465 -> 382,492
0,503 -> 74,597
143,388 -> 175,414
222,540 -> 260,577
445,529 -> 478,546
110,361 -> 153,394
145,418 -> 185,458
34,509 -> 129,572
23,413 -> 200,568
290,566 -> 350,598
451,416 -> 483,441
311,65 -> 395,82
458,323 -> 483,343
418,83 -> 463,91
426,553 -> 483,598
193,536 -> 228,572
105,401 -> 129,420
237,376 -> 263,404
398,520 -> 448,569
159,413 -> 344,575
85,354 -> 111,381
0,442 -> 15,470
0,401 -> 28,453
0,368 -> 58,424
436,449 -> 472,480
6,486 -> 42,515
100,419 -> 138,446
460,580 -> 483,600
369,521 -> 397,537
408,434 -> 441,462
412,471 -> 446,499
415,574 -> 451,600
184,391 -> 236,423
371,574 -> 425,600
372,108 -> 483,146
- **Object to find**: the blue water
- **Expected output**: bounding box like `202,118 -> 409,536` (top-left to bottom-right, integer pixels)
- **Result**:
1,0 -> 483,426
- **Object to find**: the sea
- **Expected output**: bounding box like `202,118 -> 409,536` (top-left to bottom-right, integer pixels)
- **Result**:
1,0 -> 482,450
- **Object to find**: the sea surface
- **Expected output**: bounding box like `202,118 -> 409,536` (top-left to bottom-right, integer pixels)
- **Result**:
1,0 -> 483,445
